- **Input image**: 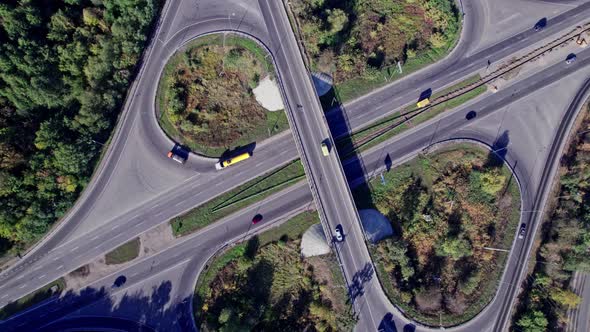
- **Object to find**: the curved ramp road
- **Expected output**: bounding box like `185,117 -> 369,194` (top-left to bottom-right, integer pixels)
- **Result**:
1,67 -> 589,331
1,0 -> 589,331
4,0 -> 584,278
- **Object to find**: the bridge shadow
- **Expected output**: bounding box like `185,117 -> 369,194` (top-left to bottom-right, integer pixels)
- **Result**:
349,262 -> 374,304
0,278 -> 194,332
486,130 -> 510,168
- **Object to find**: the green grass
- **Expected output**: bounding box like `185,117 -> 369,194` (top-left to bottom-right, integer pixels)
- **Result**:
105,237 -> 140,265
337,75 -> 487,156
157,33 -> 289,157
256,210 -> 319,245
0,278 -> 65,320
332,36 -> 460,104
171,160 -> 306,237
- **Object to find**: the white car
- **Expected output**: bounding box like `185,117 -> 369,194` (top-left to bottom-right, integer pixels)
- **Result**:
334,225 -> 344,242
518,223 -> 527,239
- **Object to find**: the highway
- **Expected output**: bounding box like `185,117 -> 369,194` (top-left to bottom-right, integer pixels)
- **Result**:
567,273 -> 590,332
257,0 -> 388,330
3,0 -> 587,277
1,0 -> 589,331
3,51 -> 590,330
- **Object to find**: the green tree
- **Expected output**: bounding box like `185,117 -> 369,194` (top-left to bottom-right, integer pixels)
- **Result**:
516,310 -> 548,332
550,288 -> 581,308
436,236 -> 472,260
325,9 -> 348,35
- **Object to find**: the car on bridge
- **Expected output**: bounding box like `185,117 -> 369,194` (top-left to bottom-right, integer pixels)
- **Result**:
321,139 -> 331,156
334,225 -> 344,242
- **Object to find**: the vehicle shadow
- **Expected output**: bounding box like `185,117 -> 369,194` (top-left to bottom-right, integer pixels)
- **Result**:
219,141 -> 257,162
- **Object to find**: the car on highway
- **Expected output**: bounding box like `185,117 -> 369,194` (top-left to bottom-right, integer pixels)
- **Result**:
167,144 -> 188,164
334,225 -> 344,242
466,111 -> 477,120
251,214 -> 263,224
566,53 -> 577,65
113,275 -> 127,288
533,18 -> 547,32
518,223 -> 527,239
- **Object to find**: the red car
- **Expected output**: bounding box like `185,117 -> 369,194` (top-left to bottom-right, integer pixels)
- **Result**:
252,214 -> 263,224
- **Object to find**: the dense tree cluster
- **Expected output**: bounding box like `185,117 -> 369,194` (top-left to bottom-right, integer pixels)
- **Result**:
356,147 -> 519,323
514,110 -> 590,331
200,238 -> 356,331
0,0 -> 159,256
293,0 -> 460,81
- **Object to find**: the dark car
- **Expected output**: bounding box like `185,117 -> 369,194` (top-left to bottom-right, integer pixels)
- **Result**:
334,225 -> 344,242
167,144 -> 189,164
518,223 -> 527,239
113,275 -> 127,288
566,53 -> 577,65
466,111 -> 477,120
534,18 -> 547,32
251,214 -> 263,224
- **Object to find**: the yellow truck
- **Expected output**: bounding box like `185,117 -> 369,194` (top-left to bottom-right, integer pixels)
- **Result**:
416,98 -> 430,108
321,139 -> 331,156
215,152 -> 252,170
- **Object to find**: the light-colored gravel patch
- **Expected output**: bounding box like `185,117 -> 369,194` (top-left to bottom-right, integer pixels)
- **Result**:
301,223 -> 331,257
253,76 -> 284,111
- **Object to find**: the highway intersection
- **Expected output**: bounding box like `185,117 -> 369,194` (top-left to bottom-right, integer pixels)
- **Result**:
1,0 -> 590,331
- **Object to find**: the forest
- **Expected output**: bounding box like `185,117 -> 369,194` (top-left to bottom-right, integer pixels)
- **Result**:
196,212 -> 356,331
292,0 -> 460,82
354,145 -> 521,326
513,108 -> 590,331
0,0 -> 159,259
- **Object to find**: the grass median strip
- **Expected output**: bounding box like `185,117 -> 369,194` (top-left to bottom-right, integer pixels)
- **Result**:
337,75 -> 487,156
171,160 -> 306,237
0,278 -> 65,320
105,237 -> 140,265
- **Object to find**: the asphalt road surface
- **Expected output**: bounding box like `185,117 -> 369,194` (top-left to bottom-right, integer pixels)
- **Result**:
1,0 -> 590,331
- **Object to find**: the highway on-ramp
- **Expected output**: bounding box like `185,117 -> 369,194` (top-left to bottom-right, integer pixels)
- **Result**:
1,0 -> 590,331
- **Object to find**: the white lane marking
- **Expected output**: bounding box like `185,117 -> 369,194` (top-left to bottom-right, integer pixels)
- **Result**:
56,265 -> 63,270
18,284 -> 26,289
15,275 -> 24,280
174,200 -> 184,207
38,274 -> 46,280
91,235 -> 99,241
52,256 -> 60,262
111,224 -> 120,231
1,294 -> 8,299
71,246 -> 79,251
